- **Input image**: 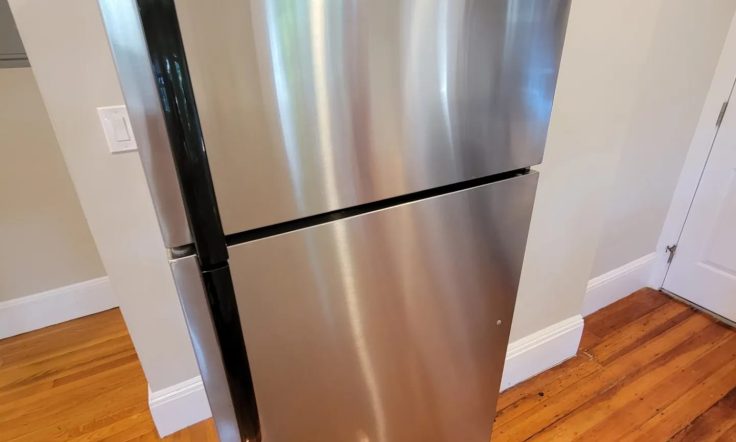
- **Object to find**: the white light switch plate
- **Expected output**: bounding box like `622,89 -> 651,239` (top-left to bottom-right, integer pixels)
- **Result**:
97,105 -> 137,153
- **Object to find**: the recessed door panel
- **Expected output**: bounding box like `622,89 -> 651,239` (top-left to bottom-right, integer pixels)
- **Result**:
227,173 -> 537,441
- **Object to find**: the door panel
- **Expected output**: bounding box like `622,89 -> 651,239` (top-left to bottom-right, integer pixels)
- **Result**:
174,0 -> 568,235
227,173 -> 537,442
664,98 -> 736,321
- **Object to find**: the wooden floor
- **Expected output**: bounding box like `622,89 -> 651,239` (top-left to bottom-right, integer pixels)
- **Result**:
1,289 -> 735,441
493,288 -> 736,441
0,309 -> 215,441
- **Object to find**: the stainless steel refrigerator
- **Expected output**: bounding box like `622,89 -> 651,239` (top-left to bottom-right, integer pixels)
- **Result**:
99,1 -> 569,441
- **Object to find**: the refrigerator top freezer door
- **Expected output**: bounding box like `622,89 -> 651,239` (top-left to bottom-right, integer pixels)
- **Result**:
226,173 -> 538,441
174,0 -> 569,235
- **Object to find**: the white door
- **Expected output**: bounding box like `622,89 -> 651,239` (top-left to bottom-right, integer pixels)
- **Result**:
663,96 -> 736,322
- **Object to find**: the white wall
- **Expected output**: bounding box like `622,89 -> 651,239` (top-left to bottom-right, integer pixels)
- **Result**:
509,0 -> 667,341
9,0 -> 199,392
0,67 -> 104,301
591,0 -> 736,279
511,0 -> 736,340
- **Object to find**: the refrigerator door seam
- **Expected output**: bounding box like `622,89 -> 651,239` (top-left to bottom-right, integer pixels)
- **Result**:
225,168 -> 529,247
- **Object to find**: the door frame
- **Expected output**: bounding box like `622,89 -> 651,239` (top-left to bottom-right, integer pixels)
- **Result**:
651,11 -> 736,288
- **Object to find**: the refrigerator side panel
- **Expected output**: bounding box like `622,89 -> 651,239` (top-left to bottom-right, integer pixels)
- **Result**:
99,0 -> 191,247
169,256 -> 240,442
227,173 -> 539,442
174,0 -> 569,235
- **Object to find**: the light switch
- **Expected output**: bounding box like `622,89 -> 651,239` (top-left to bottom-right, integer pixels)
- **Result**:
97,105 -> 137,153
111,116 -> 131,142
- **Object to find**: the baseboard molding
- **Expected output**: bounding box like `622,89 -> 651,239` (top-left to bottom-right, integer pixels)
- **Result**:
0,276 -> 117,339
149,377 -> 212,437
500,315 -> 584,391
583,253 -> 657,317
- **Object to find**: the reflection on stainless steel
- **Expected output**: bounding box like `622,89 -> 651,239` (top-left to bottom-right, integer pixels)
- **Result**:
174,0 -> 569,235
227,174 -> 538,441
169,256 -> 240,442
99,0 -> 192,247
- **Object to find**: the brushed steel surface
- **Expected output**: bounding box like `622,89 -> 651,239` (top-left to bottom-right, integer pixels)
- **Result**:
227,173 -> 538,442
169,256 -> 240,442
174,0 -> 569,235
98,0 -> 192,247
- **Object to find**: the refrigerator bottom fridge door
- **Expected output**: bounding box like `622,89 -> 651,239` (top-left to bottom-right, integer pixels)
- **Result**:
228,172 -> 538,442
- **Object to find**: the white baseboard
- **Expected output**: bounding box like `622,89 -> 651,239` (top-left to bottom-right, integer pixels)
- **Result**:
149,376 -> 212,437
0,276 -> 117,339
500,315 -> 584,391
583,253 -> 657,317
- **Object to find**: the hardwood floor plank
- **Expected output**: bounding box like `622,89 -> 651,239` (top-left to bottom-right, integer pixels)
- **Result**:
0,335 -> 135,393
623,350 -> 736,441
670,388 -> 736,442
531,321 -> 736,440
0,351 -> 145,415
68,403 -> 155,439
714,422 -> 736,442
586,299 -> 693,364
494,356 -> 602,428
167,420 -> 218,441
582,288 -> 669,342
587,329 -> 736,441
0,310 -> 125,367
1,363 -> 147,441
491,309 -> 714,441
